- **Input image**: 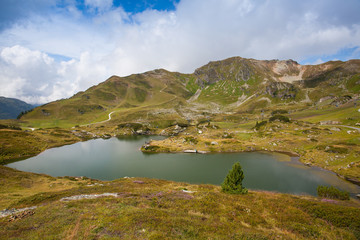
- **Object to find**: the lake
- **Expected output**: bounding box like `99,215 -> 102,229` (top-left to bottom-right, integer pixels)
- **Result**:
6,136 -> 360,197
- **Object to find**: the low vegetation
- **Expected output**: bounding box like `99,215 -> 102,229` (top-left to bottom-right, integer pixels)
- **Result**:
0,166 -> 360,239
1,57 -> 360,238
317,186 -> 350,200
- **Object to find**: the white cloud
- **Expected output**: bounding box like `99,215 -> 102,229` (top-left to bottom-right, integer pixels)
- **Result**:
0,0 -> 360,103
0,45 -> 109,104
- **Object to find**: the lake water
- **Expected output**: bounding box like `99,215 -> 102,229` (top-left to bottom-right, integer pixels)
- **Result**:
6,136 -> 360,197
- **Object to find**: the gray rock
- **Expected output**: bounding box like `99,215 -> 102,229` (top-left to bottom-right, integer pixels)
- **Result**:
184,149 -> 197,153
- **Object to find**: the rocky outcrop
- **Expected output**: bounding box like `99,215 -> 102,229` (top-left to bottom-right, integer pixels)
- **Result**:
194,57 -> 255,86
265,82 -> 297,99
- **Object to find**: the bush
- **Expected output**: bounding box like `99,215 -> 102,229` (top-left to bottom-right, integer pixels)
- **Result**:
184,136 -> 198,144
222,162 -> 248,194
269,114 -> 290,123
271,109 -> 288,115
324,146 -> 349,154
254,121 -> 267,130
0,124 -> 21,130
317,185 -> 350,200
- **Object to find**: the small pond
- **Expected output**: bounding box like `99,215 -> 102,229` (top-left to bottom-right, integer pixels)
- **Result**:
6,136 -> 360,197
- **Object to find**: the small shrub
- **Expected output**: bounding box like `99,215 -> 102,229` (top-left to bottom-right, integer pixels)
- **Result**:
222,162 -> 248,194
317,185 -> 350,200
254,121 -> 267,130
269,115 -> 290,123
184,136 -> 198,144
222,132 -> 234,138
324,146 -> 349,154
0,124 -> 21,130
271,109 -> 288,115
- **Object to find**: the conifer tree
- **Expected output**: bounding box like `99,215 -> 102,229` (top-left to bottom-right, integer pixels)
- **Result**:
222,162 -> 248,194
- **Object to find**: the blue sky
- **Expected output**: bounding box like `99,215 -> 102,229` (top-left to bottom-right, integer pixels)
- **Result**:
113,0 -> 179,12
0,0 -> 359,103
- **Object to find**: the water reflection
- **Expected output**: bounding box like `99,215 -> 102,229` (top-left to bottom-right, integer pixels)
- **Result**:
6,136 -> 360,197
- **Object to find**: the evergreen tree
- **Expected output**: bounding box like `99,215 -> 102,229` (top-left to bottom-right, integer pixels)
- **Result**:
222,162 -> 248,194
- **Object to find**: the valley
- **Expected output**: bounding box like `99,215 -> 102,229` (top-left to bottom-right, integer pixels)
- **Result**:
1,57 -> 360,239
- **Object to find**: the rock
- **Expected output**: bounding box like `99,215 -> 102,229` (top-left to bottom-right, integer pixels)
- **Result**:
133,180 -> 145,184
197,150 -> 209,154
319,96 -> 334,103
182,189 -> 195,193
211,141 -> 219,145
184,149 -> 197,153
265,82 -> 297,99
198,130 -> 202,134
0,206 -> 37,218
246,146 -> 255,151
330,127 -> 341,132
357,194 -> 360,199
320,120 -> 341,125
60,193 -> 119,201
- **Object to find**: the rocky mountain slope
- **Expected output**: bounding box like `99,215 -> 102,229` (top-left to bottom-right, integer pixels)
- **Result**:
19,57 -> 360,127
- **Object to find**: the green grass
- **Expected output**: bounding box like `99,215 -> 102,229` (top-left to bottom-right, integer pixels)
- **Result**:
289,104 -> 360,125
185,76 -> 199,94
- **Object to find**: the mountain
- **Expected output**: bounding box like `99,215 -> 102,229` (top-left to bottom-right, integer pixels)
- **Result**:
19,57 -> 360,128
0,97 -> 35,119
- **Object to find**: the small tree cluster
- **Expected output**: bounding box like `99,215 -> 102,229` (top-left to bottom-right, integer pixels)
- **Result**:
17,109 -> 33,119
222,162 -> 248,194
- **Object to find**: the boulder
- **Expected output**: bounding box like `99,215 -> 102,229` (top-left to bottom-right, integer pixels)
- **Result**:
184,149 -> 197,153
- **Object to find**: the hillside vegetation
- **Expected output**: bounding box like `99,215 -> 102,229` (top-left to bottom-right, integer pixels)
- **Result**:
1,57 -> 360,238
1,166 -> 360,240
18,57 -> 360,128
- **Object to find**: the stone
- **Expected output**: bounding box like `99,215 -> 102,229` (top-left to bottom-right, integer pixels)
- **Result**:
320,120 -> 341,125
184,149 -> 197,153
197,150 -> 209,154
133,180 -> 145,184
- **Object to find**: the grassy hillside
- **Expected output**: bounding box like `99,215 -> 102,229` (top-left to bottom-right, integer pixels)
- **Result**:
18,57 -> 360,129
2,57 -> 360,239
1,166 -> 359,239
20,70 -> 192,128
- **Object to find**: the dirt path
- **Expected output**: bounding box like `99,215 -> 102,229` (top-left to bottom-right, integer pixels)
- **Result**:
80,111 -> 116,127
338,125 -> 360,132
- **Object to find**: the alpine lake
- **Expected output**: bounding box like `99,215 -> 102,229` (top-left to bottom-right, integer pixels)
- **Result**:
6,135 -> 360,197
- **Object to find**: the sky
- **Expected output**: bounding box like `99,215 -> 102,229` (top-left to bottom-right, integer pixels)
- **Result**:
0,0 -> 360,104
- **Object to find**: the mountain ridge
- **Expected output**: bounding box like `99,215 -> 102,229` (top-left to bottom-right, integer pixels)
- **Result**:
0,97 -> 35,120
19,56 -> 360,128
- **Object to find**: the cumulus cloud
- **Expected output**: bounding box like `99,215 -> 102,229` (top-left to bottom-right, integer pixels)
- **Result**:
0,46 -> 108,104
0,0 -> 359,103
